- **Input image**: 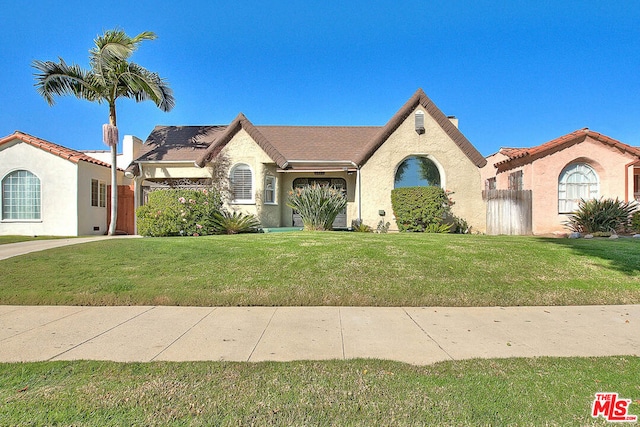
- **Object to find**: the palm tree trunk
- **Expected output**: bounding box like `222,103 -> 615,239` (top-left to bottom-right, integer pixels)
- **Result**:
108,104 -> 118,236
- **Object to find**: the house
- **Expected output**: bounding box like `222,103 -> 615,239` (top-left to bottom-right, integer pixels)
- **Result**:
482,128 -> 640,234
0,131 -> 134,236
129,89 -> 488,232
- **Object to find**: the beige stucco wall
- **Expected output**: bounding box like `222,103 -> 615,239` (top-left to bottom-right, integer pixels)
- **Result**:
219,129 -> 281,228
486,137 -> 638,234
0,141 -> 78,236
359,106 -> 487,232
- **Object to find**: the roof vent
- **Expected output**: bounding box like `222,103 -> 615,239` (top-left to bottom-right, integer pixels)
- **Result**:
415,111 -> 425,134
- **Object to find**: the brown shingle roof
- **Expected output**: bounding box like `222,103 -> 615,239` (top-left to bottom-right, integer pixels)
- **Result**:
494,128 -> 640,171
144,90 -> 487,171
136,125 -> 227,162
0,131 -> 113,169
354,88 -> 487,168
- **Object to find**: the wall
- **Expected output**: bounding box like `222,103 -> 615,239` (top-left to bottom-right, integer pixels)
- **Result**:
359,106 -> 487,232
0,141 -> 78,236
219,129 -> 281,228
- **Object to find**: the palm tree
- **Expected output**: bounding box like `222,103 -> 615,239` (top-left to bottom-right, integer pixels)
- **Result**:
33,29 -> 175,235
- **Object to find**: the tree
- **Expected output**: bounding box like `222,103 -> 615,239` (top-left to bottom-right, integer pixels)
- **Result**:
33,29 -> 174,235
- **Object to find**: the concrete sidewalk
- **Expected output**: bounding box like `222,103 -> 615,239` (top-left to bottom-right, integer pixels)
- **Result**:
1,305 -> 638,364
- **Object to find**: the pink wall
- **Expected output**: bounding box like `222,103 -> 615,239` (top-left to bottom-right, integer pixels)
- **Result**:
484,136 -> 638,234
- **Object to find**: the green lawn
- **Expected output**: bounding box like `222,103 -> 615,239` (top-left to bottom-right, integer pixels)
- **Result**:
1,233 -> 639,306
1,357 -> 638,426
0,235 -> 73,245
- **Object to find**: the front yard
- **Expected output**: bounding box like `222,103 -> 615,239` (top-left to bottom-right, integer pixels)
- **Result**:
1,357 -> 638,426
0,233 -> 638,307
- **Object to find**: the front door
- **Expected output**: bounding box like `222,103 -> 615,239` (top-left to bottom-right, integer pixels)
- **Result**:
292,178 -> 347,228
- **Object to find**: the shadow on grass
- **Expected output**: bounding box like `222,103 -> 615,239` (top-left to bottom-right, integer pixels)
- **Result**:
536,237 -> 640,276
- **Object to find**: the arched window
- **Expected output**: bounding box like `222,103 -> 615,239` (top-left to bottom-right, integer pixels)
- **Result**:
230,164 -> 253,203
394,156 -> 441,188
558,163 -> 599,213
2,170 -> 41,220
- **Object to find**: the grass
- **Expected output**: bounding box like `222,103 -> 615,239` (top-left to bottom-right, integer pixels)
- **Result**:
1,233 -> 639,306
0,235 -> 73,245
1,357 -> 638,426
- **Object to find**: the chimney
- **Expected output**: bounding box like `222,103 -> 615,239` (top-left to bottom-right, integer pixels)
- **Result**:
447,116 -> 459,128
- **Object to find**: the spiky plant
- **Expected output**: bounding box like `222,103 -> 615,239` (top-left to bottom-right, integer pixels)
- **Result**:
564,198 -> 636,234
287,184 -> 347,231
212,211 -> 261,234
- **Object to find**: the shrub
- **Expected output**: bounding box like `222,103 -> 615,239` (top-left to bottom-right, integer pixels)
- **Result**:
376,220 -> 390,234
564,198 -> 636,234
136,188 -> 222,236
351,219 -> 373,232
391,186 -> 451,232
632,211 -> 640,233
212,211 -> 261,234
287,184 -> 347,231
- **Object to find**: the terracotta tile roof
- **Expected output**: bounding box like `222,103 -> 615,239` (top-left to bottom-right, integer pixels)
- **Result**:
0,131 -> 114,169
353,88 -> 487,168
494,128 -> 640,171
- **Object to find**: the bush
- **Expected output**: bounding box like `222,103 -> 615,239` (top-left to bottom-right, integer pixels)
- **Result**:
632,211 -> 640,233
212,211 -> 261,234
136,188 -> 222,236
287,184 -> 347,231
351,219 -> 373,232
391,186 -> 451,232
564,198 -> 636,234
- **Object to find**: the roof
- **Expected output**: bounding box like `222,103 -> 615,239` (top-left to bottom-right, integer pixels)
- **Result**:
494,128 -> 640,171
354,89 -> 487,168
137,89 -> 487,171
0,131 -> 114,169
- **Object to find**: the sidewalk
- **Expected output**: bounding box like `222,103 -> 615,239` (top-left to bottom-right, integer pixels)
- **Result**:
1,305 -> 638,364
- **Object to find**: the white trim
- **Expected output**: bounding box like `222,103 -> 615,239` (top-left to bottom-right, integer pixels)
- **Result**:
229,163 -> 254,204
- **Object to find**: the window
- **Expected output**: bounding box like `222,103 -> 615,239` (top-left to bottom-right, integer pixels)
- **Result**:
394,156 -> 441,188
558,163 -> 599,213
264,175 -> 276,204
508,170 -> 523,190
91,179 -> 106,207
2,170 -> 41,220
230,164 -> 253,203
486,177 -> 496,191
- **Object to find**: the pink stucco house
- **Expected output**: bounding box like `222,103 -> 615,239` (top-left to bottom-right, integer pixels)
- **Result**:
482,128 -> 640,234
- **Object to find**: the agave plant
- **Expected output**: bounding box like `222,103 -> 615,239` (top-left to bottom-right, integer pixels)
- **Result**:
212,211 -> 261,234
564,198 -> 636,233
287,184 -> 347,231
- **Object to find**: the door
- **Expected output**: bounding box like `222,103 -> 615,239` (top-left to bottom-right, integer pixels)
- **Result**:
107,185 -> 135,235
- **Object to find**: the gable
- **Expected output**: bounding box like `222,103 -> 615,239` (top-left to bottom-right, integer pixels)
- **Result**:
354,89 -> 487,168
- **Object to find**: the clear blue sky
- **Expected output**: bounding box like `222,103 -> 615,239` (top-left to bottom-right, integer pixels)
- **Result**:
1,0 -> 639,156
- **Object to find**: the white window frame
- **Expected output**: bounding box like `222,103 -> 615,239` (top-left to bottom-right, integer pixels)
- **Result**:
558,163 -> 599,213
230,163 -> 254,204
1,169 -> 42,221
264,175 -> 276,205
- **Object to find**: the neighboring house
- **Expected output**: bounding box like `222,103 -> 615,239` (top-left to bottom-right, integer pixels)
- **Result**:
129,89 -> 488,233
0,131 -> 133,236
482,128 -> 640,234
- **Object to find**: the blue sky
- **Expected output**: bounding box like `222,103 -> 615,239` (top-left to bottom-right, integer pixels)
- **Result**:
1,1 -> 639,156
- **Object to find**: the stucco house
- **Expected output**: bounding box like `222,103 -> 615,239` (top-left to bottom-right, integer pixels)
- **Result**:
0,131 -> 134,236
482,128 -> 640,234
129,89 -> 488,233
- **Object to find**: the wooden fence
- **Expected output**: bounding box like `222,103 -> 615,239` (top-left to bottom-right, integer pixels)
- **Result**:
483,190 -> 532,235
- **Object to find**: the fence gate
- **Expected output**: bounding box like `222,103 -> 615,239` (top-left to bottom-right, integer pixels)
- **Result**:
483,189 -> 532,235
